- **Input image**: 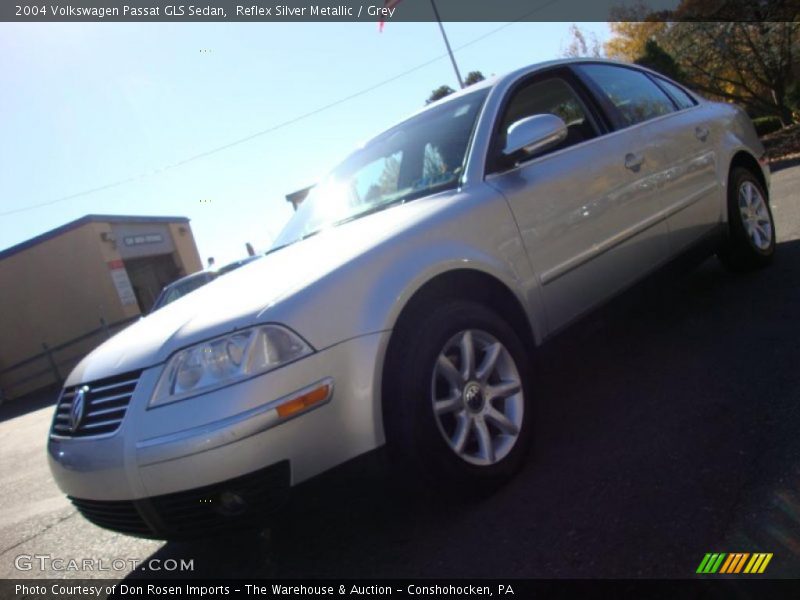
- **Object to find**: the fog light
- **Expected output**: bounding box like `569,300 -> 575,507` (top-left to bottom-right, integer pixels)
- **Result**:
219,491 -> 246,515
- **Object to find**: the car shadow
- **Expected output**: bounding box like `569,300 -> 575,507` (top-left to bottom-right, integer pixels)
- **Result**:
126,239 -> 800,579
0,384 -> 60,423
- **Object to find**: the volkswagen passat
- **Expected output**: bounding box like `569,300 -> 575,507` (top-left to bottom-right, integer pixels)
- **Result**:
49,59 -> 774,539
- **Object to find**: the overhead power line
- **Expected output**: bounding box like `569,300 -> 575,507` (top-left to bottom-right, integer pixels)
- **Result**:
2,1 -> 558,218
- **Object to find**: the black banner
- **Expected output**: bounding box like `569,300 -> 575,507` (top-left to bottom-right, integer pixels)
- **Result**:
5,579 -> 800,600
3,0 -> 799,23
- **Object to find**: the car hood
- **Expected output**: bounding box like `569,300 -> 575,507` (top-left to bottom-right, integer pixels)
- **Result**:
66,196 -> 447,385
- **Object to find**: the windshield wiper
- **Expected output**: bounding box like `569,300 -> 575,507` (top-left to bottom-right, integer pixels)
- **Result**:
329,197 -> 408,229
326,181 -> 457,230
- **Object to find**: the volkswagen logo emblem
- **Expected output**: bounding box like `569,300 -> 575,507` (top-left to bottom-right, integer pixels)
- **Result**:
70,386 -> 89,433
463,382 -> 485,412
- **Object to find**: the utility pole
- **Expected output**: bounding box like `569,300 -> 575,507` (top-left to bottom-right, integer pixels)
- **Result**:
429,0 -> 464,89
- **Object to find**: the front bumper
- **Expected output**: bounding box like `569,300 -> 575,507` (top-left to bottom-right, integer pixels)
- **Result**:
70,461 -> 291,539
48,331 -> 389,533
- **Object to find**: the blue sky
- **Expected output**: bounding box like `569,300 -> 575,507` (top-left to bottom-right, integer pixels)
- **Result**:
0,21 -> 609,265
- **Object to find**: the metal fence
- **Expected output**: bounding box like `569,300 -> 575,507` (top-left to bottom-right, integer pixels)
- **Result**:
0,316 -> 139,402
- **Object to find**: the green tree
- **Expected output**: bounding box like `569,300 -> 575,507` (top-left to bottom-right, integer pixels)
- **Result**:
464,70 -> 486,86
634,39 -> 683,82
425,70 -> 486,104
426,84 -> 456,105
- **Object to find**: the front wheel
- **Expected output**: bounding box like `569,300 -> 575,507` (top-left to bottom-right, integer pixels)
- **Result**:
382,300 -> 533,493
718,167 -> 776,271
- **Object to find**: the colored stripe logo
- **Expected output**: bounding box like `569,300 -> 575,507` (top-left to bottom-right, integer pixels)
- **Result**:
697,553 -> 773,574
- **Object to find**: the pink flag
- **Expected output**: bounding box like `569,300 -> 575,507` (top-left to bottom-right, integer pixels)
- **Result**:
379,0 -> 404,32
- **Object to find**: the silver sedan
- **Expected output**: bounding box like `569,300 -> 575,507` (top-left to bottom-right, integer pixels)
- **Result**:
48,58 -> 774,539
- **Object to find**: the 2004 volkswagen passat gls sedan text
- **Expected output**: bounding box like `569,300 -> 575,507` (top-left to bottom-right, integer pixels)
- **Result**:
49,59 -> 775,539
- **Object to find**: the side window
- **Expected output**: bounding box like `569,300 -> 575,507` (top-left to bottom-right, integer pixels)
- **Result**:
576,64 -> 675,127
496,76 -> 598,164
653,76 -> 697,110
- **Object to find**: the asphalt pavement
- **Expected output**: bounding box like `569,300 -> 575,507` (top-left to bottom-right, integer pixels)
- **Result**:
1,164 -> 799,580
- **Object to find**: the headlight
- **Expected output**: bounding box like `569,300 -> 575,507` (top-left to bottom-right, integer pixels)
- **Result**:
150,325 -> 313,407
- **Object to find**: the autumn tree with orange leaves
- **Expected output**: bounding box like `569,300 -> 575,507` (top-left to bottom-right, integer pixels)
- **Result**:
596,0 -> 800,124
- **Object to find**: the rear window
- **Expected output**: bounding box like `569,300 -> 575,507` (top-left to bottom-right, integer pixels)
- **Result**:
577,64 -> 675,127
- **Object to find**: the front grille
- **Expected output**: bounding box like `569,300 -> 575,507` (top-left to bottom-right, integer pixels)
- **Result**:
51,370 -> 141,438
69,461 -> 291,540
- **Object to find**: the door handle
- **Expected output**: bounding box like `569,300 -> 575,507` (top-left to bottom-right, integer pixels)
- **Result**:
624,152 -> 645,172
695,126 -> 710,142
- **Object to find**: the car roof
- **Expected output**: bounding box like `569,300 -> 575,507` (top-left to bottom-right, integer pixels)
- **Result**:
366,58 -> 640,146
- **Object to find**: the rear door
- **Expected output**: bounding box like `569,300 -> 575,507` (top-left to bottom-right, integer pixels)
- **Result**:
574,64 -> 720,253
485,68 -> 671,334
649,74 -> 721,251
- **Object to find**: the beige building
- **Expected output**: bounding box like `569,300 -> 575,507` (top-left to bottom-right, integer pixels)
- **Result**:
0,215 -> 202,400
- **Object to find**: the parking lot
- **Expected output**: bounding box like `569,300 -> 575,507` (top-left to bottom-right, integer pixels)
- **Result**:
2,164 -> 799,580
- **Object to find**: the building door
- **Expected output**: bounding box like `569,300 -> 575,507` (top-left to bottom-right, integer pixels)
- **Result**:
124,254 -> 182,313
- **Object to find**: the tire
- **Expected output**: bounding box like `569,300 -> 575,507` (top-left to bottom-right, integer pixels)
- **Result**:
382,300 -> 533,494
717,167 -> 776,271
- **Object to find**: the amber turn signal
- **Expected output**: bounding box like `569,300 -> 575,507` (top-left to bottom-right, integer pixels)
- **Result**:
276,383 -> 331,419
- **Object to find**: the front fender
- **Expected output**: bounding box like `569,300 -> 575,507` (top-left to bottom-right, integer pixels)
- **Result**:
266,184 -> 543,353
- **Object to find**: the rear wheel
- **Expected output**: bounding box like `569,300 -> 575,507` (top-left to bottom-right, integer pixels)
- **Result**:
382,300 -> 533,493
718,167 -> 775,271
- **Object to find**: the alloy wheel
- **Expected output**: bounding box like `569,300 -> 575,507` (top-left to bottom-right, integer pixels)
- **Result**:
738,180 -> 773,251
430,329 -> 524,466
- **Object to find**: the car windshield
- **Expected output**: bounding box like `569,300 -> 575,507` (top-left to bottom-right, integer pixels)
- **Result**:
271,87 -> 490,249
151,272 -> 215,312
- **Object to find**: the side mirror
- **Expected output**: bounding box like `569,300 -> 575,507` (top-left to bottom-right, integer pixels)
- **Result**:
503,114 -> 568,159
